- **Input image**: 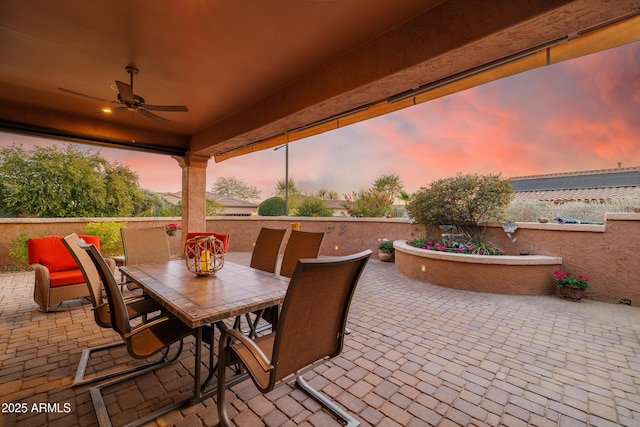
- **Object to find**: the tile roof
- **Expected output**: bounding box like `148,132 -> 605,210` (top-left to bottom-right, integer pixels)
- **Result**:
163,191 -> 258,208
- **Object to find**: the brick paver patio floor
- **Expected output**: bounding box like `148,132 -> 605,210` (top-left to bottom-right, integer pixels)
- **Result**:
2,253 -> 640,426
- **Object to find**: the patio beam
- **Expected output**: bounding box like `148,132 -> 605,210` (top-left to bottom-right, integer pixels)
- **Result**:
191,0 -> 640,160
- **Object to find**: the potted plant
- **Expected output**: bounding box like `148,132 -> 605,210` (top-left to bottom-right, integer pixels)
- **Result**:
165,223 -> 181,236
553,269 -> 591,301
377,238 -> 395,262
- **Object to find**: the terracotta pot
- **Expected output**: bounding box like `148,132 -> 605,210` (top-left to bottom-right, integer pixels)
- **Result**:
378,251 -> 393,262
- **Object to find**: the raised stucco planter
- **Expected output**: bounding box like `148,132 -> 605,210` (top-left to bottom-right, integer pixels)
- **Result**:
393,240 -> 562,295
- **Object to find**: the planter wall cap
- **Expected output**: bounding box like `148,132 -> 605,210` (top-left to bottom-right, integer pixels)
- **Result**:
393,240 -> 562,266
484,220 -> 605,233
605,212 -> 640,221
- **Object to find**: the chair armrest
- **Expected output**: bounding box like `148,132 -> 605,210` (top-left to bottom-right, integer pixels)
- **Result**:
226,329 -> 273,372
30,263 -> 50,283
94,296 -> 161,317
105,257 -> 116,273
123,315 -> 175,339
92,301 -> 109,311
123,295 -> 150,304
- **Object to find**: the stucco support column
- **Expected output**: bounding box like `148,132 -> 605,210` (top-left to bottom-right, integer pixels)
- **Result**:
173,153 -> 210,237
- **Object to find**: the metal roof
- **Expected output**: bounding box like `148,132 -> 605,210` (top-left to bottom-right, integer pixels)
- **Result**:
510,168 -> 640,192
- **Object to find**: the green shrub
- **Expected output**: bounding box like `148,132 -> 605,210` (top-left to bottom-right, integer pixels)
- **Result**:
407,173 -> 513,242
258,197 -> 286,216
8,230 -> 33,270
85,221 -> 125,256
294,198 -> 334,217
343,190 -> 394,217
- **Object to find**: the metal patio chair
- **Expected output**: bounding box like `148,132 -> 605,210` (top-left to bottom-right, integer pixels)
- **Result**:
217,250 -> 372,427
278,230 -> 325,278
78,240 -> 194,427
120,227 -> 171,290
249,227 -> 287,273
62,233 -> 165,386
247,229 -> 326,336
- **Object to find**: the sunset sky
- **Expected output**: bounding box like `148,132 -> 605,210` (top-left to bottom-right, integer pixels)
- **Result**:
2,41 -> 639,200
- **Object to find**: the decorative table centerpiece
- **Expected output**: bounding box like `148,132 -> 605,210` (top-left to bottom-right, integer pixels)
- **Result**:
185,235 -> 224,276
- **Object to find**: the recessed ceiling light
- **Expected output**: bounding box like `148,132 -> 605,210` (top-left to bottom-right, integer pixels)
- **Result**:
101,107 -> 112,113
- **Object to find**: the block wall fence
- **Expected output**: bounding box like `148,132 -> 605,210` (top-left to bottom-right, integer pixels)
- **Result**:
1,214 -> 638,305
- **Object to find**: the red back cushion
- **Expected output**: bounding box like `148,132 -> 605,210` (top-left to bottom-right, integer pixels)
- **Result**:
27,235 -> 101,273
184,232 -> 229,254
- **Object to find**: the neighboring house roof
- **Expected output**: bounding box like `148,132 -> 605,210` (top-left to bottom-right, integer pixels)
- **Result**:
159,192 -> 259,209
322,199 -> 346,210
509,167 -> 640,202
159,192 -> 182,204
204,192 -> 259,208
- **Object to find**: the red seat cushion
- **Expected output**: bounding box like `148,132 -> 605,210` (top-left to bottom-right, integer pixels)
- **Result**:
49,269 -> 86,287
27,235 -> 101,273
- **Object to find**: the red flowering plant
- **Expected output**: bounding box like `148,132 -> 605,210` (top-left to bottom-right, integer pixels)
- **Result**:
553,269 -> 591,290
408,238 -> 505,256
165,223 -> 181,234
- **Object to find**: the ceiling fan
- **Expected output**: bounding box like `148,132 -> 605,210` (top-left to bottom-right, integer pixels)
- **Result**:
59,66 -> 188,122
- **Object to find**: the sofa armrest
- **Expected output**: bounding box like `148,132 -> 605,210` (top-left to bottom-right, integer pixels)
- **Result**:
30,263 -> 51,312
30,263 -> 50,283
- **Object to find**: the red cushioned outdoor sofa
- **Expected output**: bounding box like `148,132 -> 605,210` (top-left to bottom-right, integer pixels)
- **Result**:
27,235 -> 113,312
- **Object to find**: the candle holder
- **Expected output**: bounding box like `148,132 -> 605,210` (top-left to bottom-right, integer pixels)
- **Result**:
185,235 -> 224,276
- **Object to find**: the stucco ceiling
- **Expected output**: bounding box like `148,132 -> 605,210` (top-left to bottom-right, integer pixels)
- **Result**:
0,0 -> 638,160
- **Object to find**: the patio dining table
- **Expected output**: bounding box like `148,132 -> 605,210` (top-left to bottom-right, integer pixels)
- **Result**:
115,259 -> 289,422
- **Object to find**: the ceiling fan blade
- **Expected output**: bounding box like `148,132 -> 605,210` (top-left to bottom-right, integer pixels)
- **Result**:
59,87 -> 113,103
115,80 -> 135,104
138,108 -> 170,122
144,104 -> 189,112
110,106 -> 128,113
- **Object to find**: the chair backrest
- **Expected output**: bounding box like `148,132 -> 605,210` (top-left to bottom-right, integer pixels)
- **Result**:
61,233 -> 111,327
121,227 -> 170,265
78,241 -> 131,338
27,234 -> 101,272
278,230 -> 325,278
249,228 -> 287,273
184,232 -> 230,253
270,250 -> 371,385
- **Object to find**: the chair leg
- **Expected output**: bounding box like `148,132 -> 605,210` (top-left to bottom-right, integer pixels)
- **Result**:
90,341 -> 185,427
296,375 -> 360,427
217,331 -> 233,427
244,305 -> 278,338
73,341 -> 172,386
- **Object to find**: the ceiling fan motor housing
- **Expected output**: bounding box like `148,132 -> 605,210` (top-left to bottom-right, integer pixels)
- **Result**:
59,65 -> 188,122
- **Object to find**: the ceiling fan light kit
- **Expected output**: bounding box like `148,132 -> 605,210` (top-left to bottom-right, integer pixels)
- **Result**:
59,66 -> 188,122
